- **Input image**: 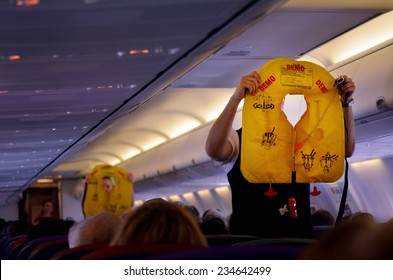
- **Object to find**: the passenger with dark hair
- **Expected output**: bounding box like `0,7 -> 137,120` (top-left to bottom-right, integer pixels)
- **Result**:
33,199 -> 58,225
184,204 -> 201,224
4,219 -> 32,238
311,209 -> 335,226
301,213 -> 379,259
0,220 -> 32,259
26,218 -> 74,243
0,218 -> 6,232
374,217 -> 393,259
201,209 -> 228,235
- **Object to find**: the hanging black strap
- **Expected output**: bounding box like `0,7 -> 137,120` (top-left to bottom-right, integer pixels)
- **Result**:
335,158 -> 349,224
81,177 -> 89,218
291,170 -> 296,185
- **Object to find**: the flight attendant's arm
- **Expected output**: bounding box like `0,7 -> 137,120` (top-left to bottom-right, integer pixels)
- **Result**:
336,75 -> 356,157
205,71 -> 261,161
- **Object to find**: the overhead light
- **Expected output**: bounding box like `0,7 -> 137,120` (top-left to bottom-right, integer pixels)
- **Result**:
168,195 -> 181,201
109,159 -> 121,166
129,49 -> 150,55
214,186 -> 230,195
37,178 -> 54,183
122,148 -> 142,161
8,55 -> 21,61
169,119 -> 200,139
301,11 -> 393,67
351,158 -> 383,169
117,51 -> 126,57
197,189 -> 211,197
182,192 -> 195,200
134,200 -> 143,207
16,0 -> 40,7
141,137 -> 166,151
168,48 -> 180,55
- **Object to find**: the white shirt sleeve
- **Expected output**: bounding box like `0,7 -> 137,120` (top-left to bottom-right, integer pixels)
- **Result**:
213,129 -> 239,173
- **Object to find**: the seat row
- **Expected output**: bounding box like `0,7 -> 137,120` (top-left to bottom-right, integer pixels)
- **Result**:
1,233 -> 317,260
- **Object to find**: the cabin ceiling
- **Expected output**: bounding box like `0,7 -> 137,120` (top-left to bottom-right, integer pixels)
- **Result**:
1,0 -> 393,205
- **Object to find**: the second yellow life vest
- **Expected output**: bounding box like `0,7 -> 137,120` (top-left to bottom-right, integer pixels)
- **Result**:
241,58 -> 345,183
82,164 -> 134,217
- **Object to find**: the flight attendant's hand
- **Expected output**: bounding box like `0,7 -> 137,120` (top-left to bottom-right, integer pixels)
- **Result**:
335,75 -> 355,104
233,71 -> 261,101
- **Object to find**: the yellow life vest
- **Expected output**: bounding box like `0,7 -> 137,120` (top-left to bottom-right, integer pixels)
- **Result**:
83,164 -> 133,217
241,58 -> 345,183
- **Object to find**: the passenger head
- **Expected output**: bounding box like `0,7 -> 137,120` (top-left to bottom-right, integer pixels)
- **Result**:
337,211 -> 375,227
144,197 -> 166,204
201,209 -> 228,235
68,211 -> 123,248
6,219 -> 32,238
102,176 -> 115,192
301,214 -> 379,259
119,210 -> 132,220
348,212 -> 375,225
34,199 -> 55,220
42,199 -> 53,213
311,209 -> 335,226
202,209 -> 225,222
110,199 -> 208,247
26,218 -> 74,242
201,218 -> 228,235
0,218 -> 6,232
184,204 -> 201,224
373,218 -> 393,259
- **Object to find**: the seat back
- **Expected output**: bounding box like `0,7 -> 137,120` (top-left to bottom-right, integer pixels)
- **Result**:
205,234 -> 259,247
17,235 -> 67,260
28,237 -> 69,260
52,243 -> 108,260
1,235 -> 26,260
153,238 -> 315,260
313,225 -> 334,239
82,243 -> 205,260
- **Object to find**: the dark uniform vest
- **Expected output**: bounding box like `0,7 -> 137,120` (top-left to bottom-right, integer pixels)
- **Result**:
227,129 -> 314,238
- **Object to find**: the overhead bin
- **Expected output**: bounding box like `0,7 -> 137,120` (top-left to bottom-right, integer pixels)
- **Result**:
330,43 -> 393,144
330,43 -> 393,120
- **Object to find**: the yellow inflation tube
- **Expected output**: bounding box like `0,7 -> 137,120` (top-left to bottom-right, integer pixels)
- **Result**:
241,58 -> 345,183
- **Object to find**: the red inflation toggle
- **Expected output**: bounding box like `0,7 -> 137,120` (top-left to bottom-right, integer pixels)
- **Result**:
288,197 -> 297,218
310,185 -> 321,196
264,184 -> 278,197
